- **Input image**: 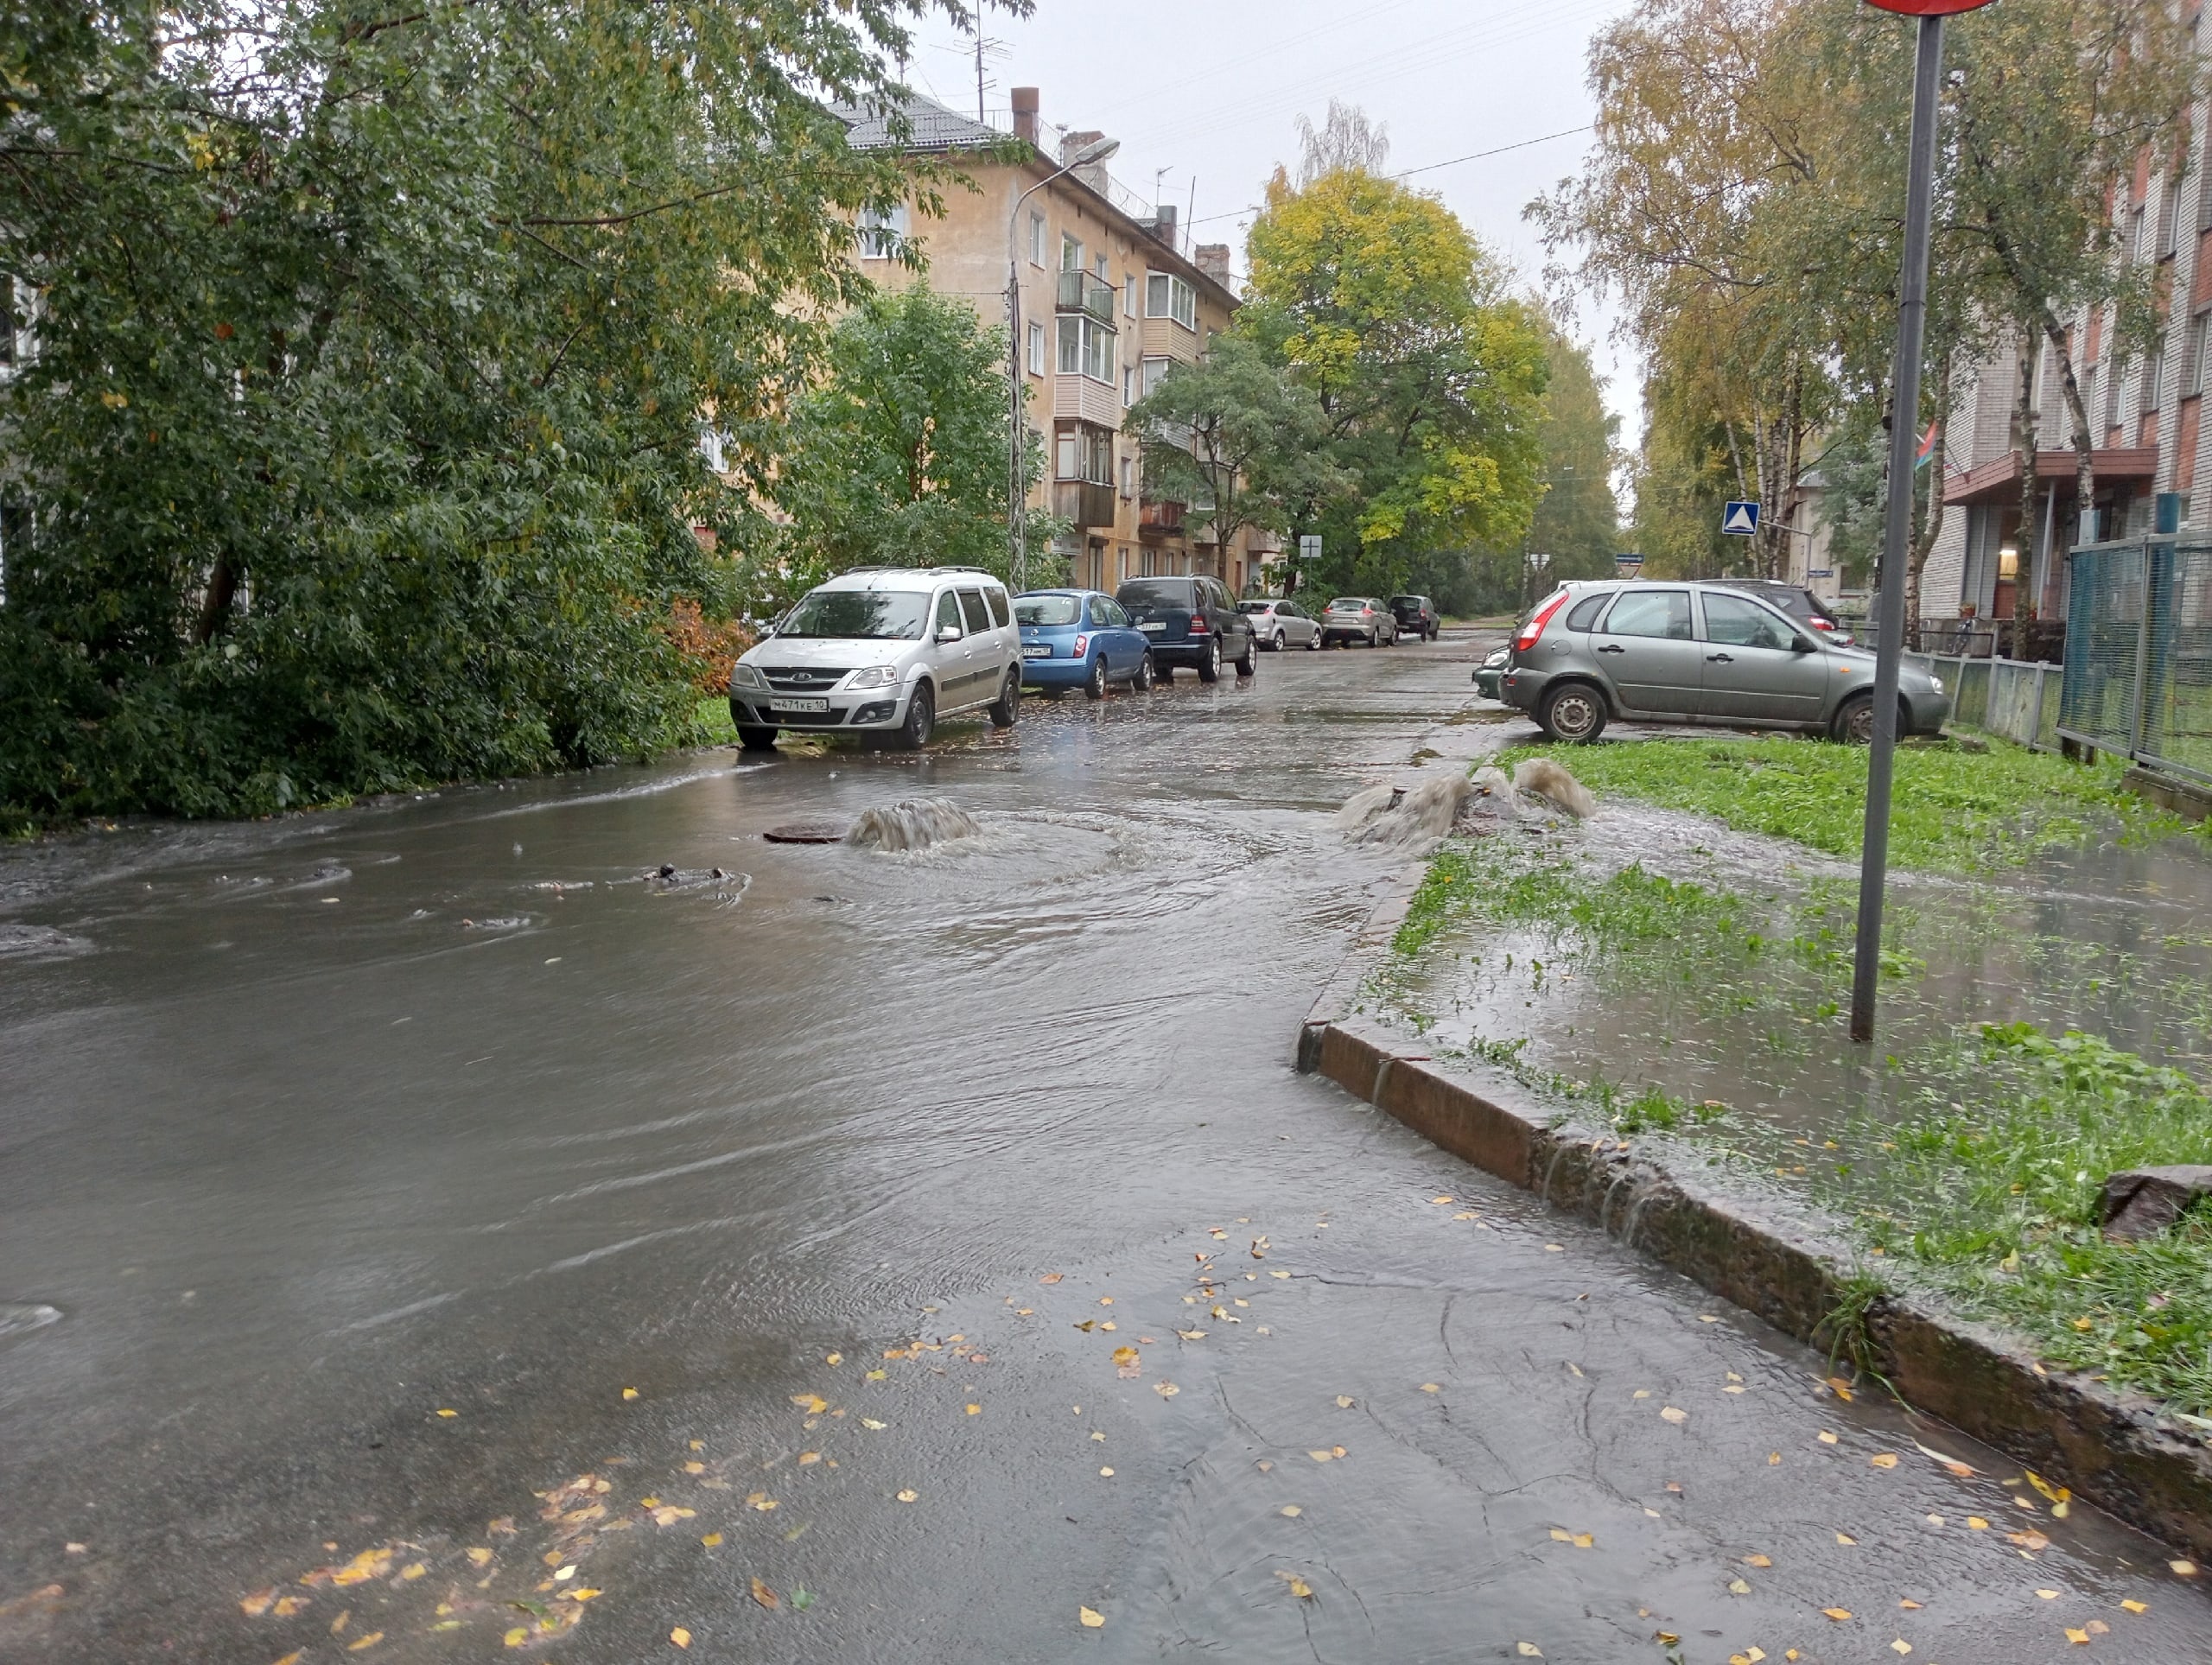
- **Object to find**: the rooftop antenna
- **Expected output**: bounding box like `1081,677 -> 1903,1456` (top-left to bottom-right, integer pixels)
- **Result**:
969,31 -> 1008,125
1185,176 -> 1197,257
1154,166 -> 1171,212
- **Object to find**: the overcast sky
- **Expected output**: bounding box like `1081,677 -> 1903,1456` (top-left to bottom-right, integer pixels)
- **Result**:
901,0 -> 1643,448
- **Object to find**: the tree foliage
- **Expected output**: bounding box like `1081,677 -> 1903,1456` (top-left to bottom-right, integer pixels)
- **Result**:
0,0 -> 969,819
1242,162 -> 1549,595
776,283 -> 1038,591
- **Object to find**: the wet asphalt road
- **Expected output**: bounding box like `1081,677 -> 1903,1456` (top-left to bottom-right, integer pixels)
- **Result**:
3,635 -> 2210,1663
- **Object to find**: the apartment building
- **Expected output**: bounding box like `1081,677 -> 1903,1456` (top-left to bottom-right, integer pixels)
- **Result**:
837,89 -> 1277,594
1904,25 -> 2211,633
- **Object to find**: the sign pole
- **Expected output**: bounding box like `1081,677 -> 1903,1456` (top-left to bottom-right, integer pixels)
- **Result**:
1850,8 -> 1949,1043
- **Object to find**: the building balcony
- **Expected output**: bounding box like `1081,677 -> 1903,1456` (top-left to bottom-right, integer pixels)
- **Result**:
1054,480 -> 1116,529
1055,270 -> 1116,325
1137,499 -> 1186,542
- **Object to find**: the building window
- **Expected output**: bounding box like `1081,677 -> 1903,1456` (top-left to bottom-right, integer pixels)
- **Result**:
1124,276 -> 1138,318
1094,252 -> 1109,282
2188,315 -> 2212,397
1028,212 -> 1046,267
1055,423 -> 1113,484
1123,365 -> 1135,405
1121,454 -> 1135,498
1141,356 -> 1171,397
1027,321 -> 1046,376
856,201 -> 907,258
1146,272 -> 1198,330
1061,232 -> 1084,272
1057,315 -> 1116,384
2145,341 -> 2164,412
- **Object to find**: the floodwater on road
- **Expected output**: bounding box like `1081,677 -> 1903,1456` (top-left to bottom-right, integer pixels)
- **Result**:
4,639 -> 2210,1662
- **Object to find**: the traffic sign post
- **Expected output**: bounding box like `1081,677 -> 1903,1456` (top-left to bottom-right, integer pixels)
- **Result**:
1614,551 -> 1645,575
1721,501 -> 1761,537
1850,0 -> 1993,1042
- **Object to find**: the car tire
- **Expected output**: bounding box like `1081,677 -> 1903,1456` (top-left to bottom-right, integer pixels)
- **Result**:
736,724 -> 778,753
1084,658 -> 1108,701
988,670 -> 1020,728
1272,630 -> 1287,652
1537,681 -> 1608,744
1365,628 -> 1376,648
897,681 -> 936,750
1829,692 -> 1884,745
1197,634 -> 1222,683
1132,652 -> 1154,691
1236,632 -> 1258,676
1306,631 -> 1320,651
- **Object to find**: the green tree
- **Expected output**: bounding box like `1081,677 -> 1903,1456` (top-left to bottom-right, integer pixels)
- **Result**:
1122,332 -> 1344,592
1243,163 -> 1549,595
779,284 -> 1039,588
0,0 -> 966,820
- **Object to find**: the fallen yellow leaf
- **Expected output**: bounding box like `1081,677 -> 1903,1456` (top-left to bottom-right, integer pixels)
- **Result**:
684,1460 -> 706,1474
1309,1449 -> 1334,1463
622,1388 -> 639,1401
570,1588 -> 601,1602
2064,1628 -> 2089,1644
1287,1576 -> 1313,1599
240,1589 -> 278,1617
966,1403 -> 981,1415
400,1563 -> 425,1581
1890,1642 -> 1911,1655
670,1625 -> 692,1648
2036,1589 -> 2061,1599
1154,1381 -> 1179,1398
1899,1598 -> 1923,1609
504,1629 -> 527,1648
1281,1505 -> 1302,1517
1517,1645 -> 1543,1658
896,1489 -> 918,1503
1335,1395 -> 1354,1408
1822,1608 -> 1853,1621
701,1532 -> 722,1547
791,1393 -> 828,1414
1836,1533 -> 1857,1546
2173,1560 -> 2200,1577
436,1408 -> 458,1419
1660,1406 -> 1688,1425
825,1352 -> 842,1366
1744,1554 -> 1772,1567
1871,1453 -> 1898,1469
467,1547 -> 493,1567
1099,1466 -> 1115,1477
862,1418 -> 887,1430
752,1577 -> 779,1610
273,1654 -> 304,1665
1729,1579 -> 1752,1595
273,1598 -> 306,1617
1572,1534 -> 1592,1549
651,1506 -> 696,1527
1420,1382 -> 1440,1394
1079,1605 -> 1105,1628
346,1633 -> 383,1652
1967,1516 -> 1991,1530
2123,1598 -> 2148,1614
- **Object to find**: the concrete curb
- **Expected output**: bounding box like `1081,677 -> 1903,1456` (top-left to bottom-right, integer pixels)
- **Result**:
1295,872 -> 2212,1560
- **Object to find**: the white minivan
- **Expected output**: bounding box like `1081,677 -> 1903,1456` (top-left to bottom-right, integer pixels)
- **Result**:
727,567 -> 1020,751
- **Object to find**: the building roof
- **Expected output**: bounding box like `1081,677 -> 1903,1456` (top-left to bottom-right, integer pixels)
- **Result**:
833,93 -> 999,155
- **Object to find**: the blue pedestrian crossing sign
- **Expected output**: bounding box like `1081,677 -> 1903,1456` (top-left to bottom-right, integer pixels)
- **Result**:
1721,500 -> 1761,536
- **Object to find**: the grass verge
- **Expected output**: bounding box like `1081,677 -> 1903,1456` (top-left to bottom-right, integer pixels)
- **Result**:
1495,735 -> 2157,874
693,695 -> 736,747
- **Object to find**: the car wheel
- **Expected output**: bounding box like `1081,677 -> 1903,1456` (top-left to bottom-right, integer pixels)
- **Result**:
988,669 -> 1021,728
736,724 -> 778,753
1236,632 -> 1258,676
1830,692 -> 1878,745
1365,628 -> 1376,648
897,680 -> 936,750
1272,630 -> 1287,652
1197,634 -> 1222,683
1537,682 -> 1608,744
1084,657 -> 1108,701
1306,631 -> 1320,651
1132,651 -> 1154,690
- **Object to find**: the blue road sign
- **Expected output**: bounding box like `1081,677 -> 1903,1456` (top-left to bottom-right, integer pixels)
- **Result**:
1721,500 -> 1761,536
1614,551 -> 1644,574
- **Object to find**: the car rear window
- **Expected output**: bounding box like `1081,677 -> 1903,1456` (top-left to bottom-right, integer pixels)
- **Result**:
1241,601 -> 1274,614
1326,598 -> 1365,610
1119,579 -> 1196,609
1563,594 -> 1609,631
986,588 -> 1011,627
1016,594 -> 1081,626
957,588 -> 990,633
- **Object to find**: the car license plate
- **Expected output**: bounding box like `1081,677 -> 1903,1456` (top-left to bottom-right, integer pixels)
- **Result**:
1138,620 -> 1165,632
770,698 -> 830,714
1022,644 -> 1052,658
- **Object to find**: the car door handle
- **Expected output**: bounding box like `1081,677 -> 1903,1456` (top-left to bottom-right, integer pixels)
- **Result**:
1596,643 -> 1625,653
1706,652 -> 1733,663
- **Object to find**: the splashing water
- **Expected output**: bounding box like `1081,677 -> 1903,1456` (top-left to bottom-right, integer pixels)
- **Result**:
844,798 -> 984,853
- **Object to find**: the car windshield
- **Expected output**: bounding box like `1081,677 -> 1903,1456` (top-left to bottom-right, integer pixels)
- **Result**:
777,588 -> 929,640
1119,581 -> 1196,608
1015,594 -> 1082,626
1327,598 -> 1367,610
1240,601 -> 1274,614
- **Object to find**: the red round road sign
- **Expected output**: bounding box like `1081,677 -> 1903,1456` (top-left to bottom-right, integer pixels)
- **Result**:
1863,0 -> 1993,13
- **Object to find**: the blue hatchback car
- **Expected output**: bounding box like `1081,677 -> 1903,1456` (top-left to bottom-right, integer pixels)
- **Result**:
1014,589 -> 1154,698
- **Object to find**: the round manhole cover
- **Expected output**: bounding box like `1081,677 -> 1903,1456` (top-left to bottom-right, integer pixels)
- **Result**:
762,819 -> 849,844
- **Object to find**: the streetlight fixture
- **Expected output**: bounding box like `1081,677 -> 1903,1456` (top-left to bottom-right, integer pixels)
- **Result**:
1005,133 -> 1121,592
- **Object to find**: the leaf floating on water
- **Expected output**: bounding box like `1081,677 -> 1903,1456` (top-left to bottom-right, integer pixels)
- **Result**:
652,1506 -> 696,1527
400,1563 -> 425,1581
1967,1516 -> 1990,1530
2171,1560 -> 2199,1576
1744,1554 -> 1772,1567
1869,1452 -> 1898,1469
866,1369 -> 887,1382
1516,1644 -> 1543,1657
623,1388 -> 640,1401
700,1532 -> 722,1547
2123,1598 -> 2148,1613
1309,1450 -> 1334,1463
1836,1533 -> 1857,1546
2009,1529 -> 2050,1551
1660,1407 -> 1688,1425
745,1491 -> 779,1512
966,1404 -> 981,1416
273,1655 -> 304,1665
1039,1274 -> 1064,1285
1287,1576 -> 1313,1599
2036,1589 -> 2061,1599
467,1547 -> 494,1567
1078,1605 -> 1105,1628
895,1489 -> 918,1503
346,1633 -> 384,1652
274,1598 -> 306,1617
670,1626 -> 692,1648
1826,1376 -> 1854,1401
1335,1396 -> 1355,1408
241,1589 -> 278,1617
1420,1382 -> 1441,1395
1281,1505 -> 1302,1517
1154,1381 -> 1179,1398
1728,1578 -> 1752,1596
1572,1534 -> 1592,1549
436,1408 -> 458,1419
1817,1431 -> 1840,1445
504,1630 -> 527,1649
2063,1629 -> 2089,1644
825,1352 -> 842,1366
751,1577 -> 779,1611
1821,1608 -> 1853,1621
1890,1642 -> 1912,1655
791,1394 -> 828,1414
1177,1328 -> 1207,1340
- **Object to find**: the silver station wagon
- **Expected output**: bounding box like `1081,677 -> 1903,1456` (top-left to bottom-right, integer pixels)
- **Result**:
1498,580 -> 1951,744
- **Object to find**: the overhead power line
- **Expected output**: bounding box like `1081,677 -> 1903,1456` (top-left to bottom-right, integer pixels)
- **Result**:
1185,124 -> 1594,232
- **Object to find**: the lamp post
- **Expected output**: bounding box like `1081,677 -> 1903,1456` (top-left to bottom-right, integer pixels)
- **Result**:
1006,134 -> 1121,593
1851,0 -> 1993,1042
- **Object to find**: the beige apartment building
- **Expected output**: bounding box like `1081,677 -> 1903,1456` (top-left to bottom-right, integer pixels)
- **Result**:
838,89 -> 1278,594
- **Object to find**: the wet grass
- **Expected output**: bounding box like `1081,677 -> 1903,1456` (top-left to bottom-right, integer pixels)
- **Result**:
693,696 -> 737,746
1494,736 -> 2157,874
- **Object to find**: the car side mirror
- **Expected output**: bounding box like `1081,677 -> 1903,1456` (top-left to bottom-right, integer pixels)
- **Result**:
1790,635 -> 1815,652
936,625 -> 962,644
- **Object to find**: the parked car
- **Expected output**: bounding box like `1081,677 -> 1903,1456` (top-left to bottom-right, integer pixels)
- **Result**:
727,566 -> 1020,751
1116,575 -> 1259,682
1473,642 -> 1510,699
1497,579 -> 1950,744
1319,596 -> 1399,647
1389,594 -> 1440,641
1241,596 -> 1323,651
1014,588 -> 1154,698
1711,578 -> 1853,645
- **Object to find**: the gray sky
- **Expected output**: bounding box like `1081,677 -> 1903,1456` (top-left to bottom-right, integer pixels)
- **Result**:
902,0 -> 1643,448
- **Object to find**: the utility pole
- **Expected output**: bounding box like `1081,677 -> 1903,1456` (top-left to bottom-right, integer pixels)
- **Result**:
1852,0 -> 1992,1042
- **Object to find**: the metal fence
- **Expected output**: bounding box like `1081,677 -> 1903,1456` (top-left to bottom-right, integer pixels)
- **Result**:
2058,537 -> 2212,785
1908,653 -> 2065,751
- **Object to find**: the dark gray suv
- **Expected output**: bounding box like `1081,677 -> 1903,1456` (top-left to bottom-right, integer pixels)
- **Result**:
1498,580 -> 1950,743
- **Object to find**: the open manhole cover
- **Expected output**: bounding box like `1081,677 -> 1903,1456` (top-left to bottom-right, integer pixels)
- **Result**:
763,818 -> 850,844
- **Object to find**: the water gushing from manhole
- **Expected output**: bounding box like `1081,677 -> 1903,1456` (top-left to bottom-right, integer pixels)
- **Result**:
845,799 -> 982,853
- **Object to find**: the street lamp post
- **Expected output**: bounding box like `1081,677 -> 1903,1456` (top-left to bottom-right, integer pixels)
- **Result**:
1851,0 -> 1993,1042
1005,134 -> 1120,593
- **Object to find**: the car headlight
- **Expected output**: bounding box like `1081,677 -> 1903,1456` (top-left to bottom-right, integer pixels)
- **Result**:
1928,674 -> 1944,694
848,664 -> 899,689
730,664 -> 765,690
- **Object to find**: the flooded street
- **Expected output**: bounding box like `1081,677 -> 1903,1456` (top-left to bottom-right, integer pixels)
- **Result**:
5,638 -> 2210,1662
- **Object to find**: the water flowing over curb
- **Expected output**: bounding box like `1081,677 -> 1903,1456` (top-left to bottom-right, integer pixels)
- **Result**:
1295,867 -> 2212,1560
